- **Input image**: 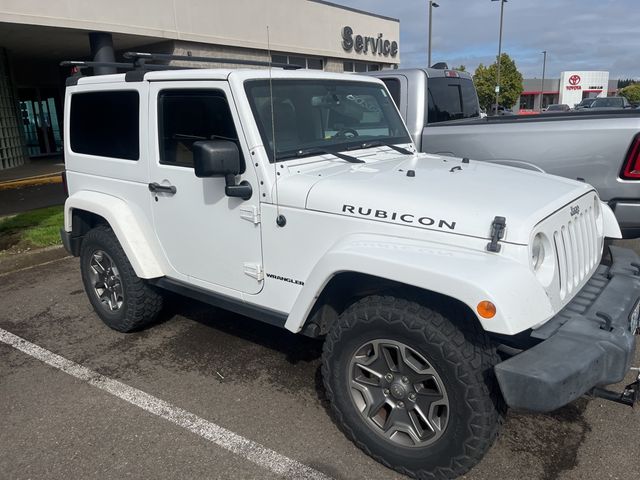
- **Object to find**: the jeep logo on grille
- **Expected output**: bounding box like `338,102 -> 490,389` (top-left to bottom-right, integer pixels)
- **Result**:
570,205 -> 580,217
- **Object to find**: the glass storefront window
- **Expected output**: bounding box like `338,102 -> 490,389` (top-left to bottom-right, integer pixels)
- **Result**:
271,54 -> 324,70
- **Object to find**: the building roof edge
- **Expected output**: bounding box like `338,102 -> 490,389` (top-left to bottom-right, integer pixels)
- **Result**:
307,0 -> 400,23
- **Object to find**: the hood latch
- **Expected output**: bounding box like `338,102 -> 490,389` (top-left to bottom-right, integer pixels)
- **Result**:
487,216 -> 506,253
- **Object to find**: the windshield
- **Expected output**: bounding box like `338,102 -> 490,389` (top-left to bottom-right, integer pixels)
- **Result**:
546,105 -> 564,110
245,79 -> 410,162
426,77 -> 480,124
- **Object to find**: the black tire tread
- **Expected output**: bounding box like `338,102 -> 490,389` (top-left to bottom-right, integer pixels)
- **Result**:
321,295 -> 504,480
81,225 -> 163,332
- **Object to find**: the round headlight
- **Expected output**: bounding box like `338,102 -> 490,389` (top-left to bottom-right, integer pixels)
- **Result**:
531,233 -> 545,271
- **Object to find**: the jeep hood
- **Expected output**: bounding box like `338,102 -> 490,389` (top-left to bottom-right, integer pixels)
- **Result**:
277,153 -> 593,244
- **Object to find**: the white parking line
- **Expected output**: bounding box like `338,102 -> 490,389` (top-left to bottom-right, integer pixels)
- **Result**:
0,327 -> 333,480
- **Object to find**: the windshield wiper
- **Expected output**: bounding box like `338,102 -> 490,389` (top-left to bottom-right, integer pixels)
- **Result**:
276,148 -> 364,163
346,140 -> 413,155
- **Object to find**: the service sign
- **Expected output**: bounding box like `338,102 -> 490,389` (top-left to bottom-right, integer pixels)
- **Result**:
558,71 -> 609,107
342,26 -> 398,57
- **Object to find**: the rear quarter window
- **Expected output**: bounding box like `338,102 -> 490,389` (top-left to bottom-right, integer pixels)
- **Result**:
380,78 -> 401,108
426,77 -> 479,124
70,91 -> 140,160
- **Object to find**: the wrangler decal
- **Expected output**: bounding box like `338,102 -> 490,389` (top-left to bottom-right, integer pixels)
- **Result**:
266,273 -> 305,286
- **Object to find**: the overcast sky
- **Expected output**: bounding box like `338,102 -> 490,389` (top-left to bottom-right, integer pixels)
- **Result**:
331,0 -> 640,79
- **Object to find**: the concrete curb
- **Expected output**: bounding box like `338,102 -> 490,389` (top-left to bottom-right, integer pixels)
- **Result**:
0,245 -> 71,276
0,173 -> 64,191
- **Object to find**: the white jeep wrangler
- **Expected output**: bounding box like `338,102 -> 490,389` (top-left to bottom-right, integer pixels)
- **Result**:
60,55 -> 640,480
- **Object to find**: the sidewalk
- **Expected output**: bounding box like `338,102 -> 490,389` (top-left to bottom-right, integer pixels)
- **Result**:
0,156 -> 65,190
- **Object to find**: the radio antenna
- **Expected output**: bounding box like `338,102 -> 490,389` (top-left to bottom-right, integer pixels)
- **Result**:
267,26 -> 285,227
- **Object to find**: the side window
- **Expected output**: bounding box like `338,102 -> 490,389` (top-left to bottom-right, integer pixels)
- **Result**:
158,89 -> 244,170
381,78 -> 401,108
70,91 -> 139,160
426,78 -> 480,124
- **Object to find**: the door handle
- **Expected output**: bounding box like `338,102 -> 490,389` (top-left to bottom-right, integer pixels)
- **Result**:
148,182 -> 177,194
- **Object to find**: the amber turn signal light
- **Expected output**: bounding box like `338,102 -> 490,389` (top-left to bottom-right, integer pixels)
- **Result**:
477,301 -> 496,319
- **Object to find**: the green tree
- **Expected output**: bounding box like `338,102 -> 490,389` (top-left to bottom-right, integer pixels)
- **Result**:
452,65 -> 466,72
619,83 -> 640,103
473,53 -> 523,111
618,79 -> 636,89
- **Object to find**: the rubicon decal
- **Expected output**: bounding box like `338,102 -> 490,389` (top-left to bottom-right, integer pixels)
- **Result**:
266,273 -> 305,286
342,205 -> 457,231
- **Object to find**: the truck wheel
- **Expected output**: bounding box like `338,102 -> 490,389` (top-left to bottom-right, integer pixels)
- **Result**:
322,295 -> 503,480
80,225 -> 163,332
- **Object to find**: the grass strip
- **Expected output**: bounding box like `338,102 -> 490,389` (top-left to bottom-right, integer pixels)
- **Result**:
0,205 -> 64,252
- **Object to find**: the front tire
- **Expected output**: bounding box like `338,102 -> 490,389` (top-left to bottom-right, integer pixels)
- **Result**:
80,225 -> 163,332
322,295 -> 503,480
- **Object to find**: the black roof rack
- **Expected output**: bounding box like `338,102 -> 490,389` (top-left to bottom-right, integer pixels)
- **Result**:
61,51 -> 302,85
123,51 -> 300,70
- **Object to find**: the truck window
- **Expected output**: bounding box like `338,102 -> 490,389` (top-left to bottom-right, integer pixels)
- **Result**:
158,89 -> 244,170
426,77 -> 479,124
380,78 -> 401,108
70,91 -> 139,160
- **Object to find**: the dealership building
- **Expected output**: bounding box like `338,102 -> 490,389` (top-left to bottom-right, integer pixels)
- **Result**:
0,0 -> 400,170
517,71 -> 618,112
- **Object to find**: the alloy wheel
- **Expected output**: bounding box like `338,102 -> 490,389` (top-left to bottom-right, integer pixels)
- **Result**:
88,250 -> 124,311
348,339 -> 450,447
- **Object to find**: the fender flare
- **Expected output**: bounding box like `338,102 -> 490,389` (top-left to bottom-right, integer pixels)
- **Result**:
284,234 -> 553,336
602,202 -> 622,239
64,191 -> 164,278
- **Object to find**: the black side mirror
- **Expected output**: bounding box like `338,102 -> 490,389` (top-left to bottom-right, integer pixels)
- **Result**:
193,140 -> 252,200
193,140 -> 241,178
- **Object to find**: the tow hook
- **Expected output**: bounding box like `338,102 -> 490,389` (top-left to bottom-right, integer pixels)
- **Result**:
590,367 -> 640,408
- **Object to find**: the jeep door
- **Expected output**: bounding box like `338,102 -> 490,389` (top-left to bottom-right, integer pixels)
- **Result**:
148,82 -> 263,295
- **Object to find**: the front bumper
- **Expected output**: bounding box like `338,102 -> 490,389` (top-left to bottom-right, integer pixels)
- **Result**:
494,245 -> 640,412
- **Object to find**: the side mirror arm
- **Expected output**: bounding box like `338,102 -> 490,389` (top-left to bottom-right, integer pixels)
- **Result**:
224,174 -> 252,200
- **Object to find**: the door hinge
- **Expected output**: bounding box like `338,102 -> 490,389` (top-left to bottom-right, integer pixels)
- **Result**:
243,262 -> 264,281
240,205 -> 261,224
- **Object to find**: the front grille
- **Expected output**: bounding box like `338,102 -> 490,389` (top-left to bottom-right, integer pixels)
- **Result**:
553,204 -> 600,301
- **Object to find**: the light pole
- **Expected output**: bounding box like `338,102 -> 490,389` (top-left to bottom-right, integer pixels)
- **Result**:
492,0 -> 507,115
428,1 -> 439,67
539,50 -> 547,112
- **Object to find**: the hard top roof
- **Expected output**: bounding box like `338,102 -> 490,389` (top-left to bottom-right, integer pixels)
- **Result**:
72,68 -> 385,85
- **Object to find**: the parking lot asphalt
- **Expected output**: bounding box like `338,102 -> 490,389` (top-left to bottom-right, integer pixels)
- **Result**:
1,256 -> 639,480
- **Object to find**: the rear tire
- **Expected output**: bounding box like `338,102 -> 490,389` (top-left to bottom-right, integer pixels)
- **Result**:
322,295 -> 504,480
80,225 -> 163,332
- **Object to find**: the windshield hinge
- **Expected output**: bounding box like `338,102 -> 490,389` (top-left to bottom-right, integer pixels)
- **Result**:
486,216 -> 506,253
240,205 -> 261,224
243,262 -> 264,281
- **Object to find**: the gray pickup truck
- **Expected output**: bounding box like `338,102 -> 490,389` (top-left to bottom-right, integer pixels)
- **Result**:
367,68 -> 640,237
